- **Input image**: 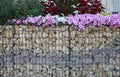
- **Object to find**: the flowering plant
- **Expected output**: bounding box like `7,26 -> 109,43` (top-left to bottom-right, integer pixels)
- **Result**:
12,13 -> 120,30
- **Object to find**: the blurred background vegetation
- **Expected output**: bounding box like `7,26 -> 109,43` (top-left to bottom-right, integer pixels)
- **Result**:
0,0 -> 44,24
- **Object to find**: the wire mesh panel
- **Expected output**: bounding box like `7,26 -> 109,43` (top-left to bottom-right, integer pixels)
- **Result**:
0,25 -> 14,77
69,26 -> 120,77
0,25 -> 120,77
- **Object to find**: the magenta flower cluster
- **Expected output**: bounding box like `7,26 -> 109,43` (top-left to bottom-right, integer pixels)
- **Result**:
12,14 -> 58,27
12,13 -> 120,29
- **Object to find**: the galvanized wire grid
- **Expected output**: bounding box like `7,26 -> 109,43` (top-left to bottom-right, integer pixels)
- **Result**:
0,25 -> 120,77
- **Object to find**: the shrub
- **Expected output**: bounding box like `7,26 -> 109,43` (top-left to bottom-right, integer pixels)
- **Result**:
13,0 -> 44,18
0,0 -> 14,24
42,0 -> 104,15
42,0 -> 60,15
77,0 -> 104,14
0,0 -> 44,24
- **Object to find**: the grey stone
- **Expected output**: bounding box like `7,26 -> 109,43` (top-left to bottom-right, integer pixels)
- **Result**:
14,55 -> 29,62
4,57 -> 12,62
30,58 -> 56,66
46,52 -> 62,61
30,58 -> 43,65
69,60 -> 82,67
20,50 -> 30,56
6,50 -> 21,55
56,60 -> 67,67
105,50 -> 118,58
62,54 -> 69,61
29,52 -> 37,58
109,58 -> 116,64
71,57 -> 81,61
113,46 -> 120,51
14,58 -> 26,64
45,61 -> 56,66
4,62 -> 14,68
47,52 -> 61,57
107,71 -> 113,77
35,39 -> 44,44
94,54 -> 108,64
82,58 -> 93,65
13,50 -> 22,55
91,49 -> 100,56
35,65 -> 43,72
115,66 -> 120,70
87,74 -> 95,77
28,74 -> 39,77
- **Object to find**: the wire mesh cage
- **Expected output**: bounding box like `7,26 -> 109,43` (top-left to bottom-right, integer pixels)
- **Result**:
0,25 -> 120,77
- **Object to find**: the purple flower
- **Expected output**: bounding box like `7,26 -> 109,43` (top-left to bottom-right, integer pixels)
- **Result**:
11,13 -> 120,30
67,15 -> 74,25
16,20 -> 21,24
43,14 -> 58,26
27,17 -> 36,24
12,19 -> 17,23
37,19 -> 42,26
22,20 -> 28,25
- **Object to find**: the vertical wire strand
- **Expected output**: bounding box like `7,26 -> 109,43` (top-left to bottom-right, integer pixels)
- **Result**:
68,25 -> 72,77
11,24 -> 15,77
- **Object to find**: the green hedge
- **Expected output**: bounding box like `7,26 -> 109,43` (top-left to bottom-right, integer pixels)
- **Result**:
0,0 -> 44,24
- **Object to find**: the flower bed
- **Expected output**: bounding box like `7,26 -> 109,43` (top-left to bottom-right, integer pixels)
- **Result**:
12,14 -> 120,30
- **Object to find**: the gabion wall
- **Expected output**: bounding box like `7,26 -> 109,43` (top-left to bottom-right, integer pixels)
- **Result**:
0,25 -> 120,77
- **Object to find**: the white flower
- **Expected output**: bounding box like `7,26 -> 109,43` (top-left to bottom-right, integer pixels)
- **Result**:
73,11 -> 79,14
53,15 -> 60,19
88,3 -> 91,6
71,5 -> 77,8
53,15 -> 67,23
42,17 -> 46,23
38,15 -> 42,18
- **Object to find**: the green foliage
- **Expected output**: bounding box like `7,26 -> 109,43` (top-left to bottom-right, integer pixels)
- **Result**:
0,0 -> 44,24
0,0 -> 13,24
13,0 -> 44,18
